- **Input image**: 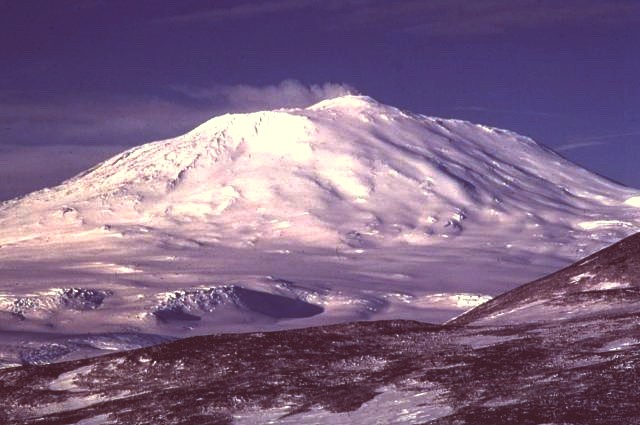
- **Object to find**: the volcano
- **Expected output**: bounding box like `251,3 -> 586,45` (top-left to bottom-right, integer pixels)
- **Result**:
1,95 -> 639,365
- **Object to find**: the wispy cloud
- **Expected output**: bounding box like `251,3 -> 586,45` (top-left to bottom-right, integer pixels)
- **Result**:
157,0 -> 320,24
173,79 -> 356,112
554,141 -> 608,152
555,130 -> 640,152
157,0 -> 640,36
565,131 -> 640,143
451,106 -> 557,117
336,0 -> 640,35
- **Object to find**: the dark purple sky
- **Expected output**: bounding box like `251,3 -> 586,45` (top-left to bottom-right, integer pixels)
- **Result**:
1,0 -> 639,201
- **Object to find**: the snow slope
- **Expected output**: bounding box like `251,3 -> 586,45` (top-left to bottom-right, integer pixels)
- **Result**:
0,95 -> 639,353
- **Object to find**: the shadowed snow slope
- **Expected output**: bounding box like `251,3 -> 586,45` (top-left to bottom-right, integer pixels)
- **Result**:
0,95 -> 639,357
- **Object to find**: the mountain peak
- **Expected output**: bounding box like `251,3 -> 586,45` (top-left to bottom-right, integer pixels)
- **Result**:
307,94 -> 381,111
2,94 -> 638,255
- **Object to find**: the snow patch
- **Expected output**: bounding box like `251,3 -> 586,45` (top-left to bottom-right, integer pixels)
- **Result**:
32,392 -> 131,417
597,338 -> 640,352
624,196 -> 640,208
577,220 -> 634,230
570,272 -> 594,284
233,384 -> 452,424
49,365 -> 96,391
589,281 -> 630,291
420,293 -> 492,309
73,414 -> 113,425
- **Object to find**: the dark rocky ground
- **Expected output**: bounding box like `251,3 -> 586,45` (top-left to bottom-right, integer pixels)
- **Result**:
2,234 -> 640,424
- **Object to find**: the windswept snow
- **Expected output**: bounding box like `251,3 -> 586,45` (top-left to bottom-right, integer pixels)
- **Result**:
0,95 -> 639,352
577,220 -> 634,230
233,384 -> 453,424
48,365 -> 96,391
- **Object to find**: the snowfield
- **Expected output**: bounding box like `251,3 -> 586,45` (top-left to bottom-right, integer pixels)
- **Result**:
0,95 -> 639,364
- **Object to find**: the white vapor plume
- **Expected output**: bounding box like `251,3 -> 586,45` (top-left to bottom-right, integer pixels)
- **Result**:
555,130 -> 640,152
554,141 -> 607,152
174,80 -> 357,112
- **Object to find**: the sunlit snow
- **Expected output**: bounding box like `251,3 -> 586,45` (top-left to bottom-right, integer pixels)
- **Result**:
0,95 -> 639,361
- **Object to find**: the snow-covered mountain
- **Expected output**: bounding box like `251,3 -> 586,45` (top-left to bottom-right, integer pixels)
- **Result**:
1,95 -> 639,351
3,95 -> 638,250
